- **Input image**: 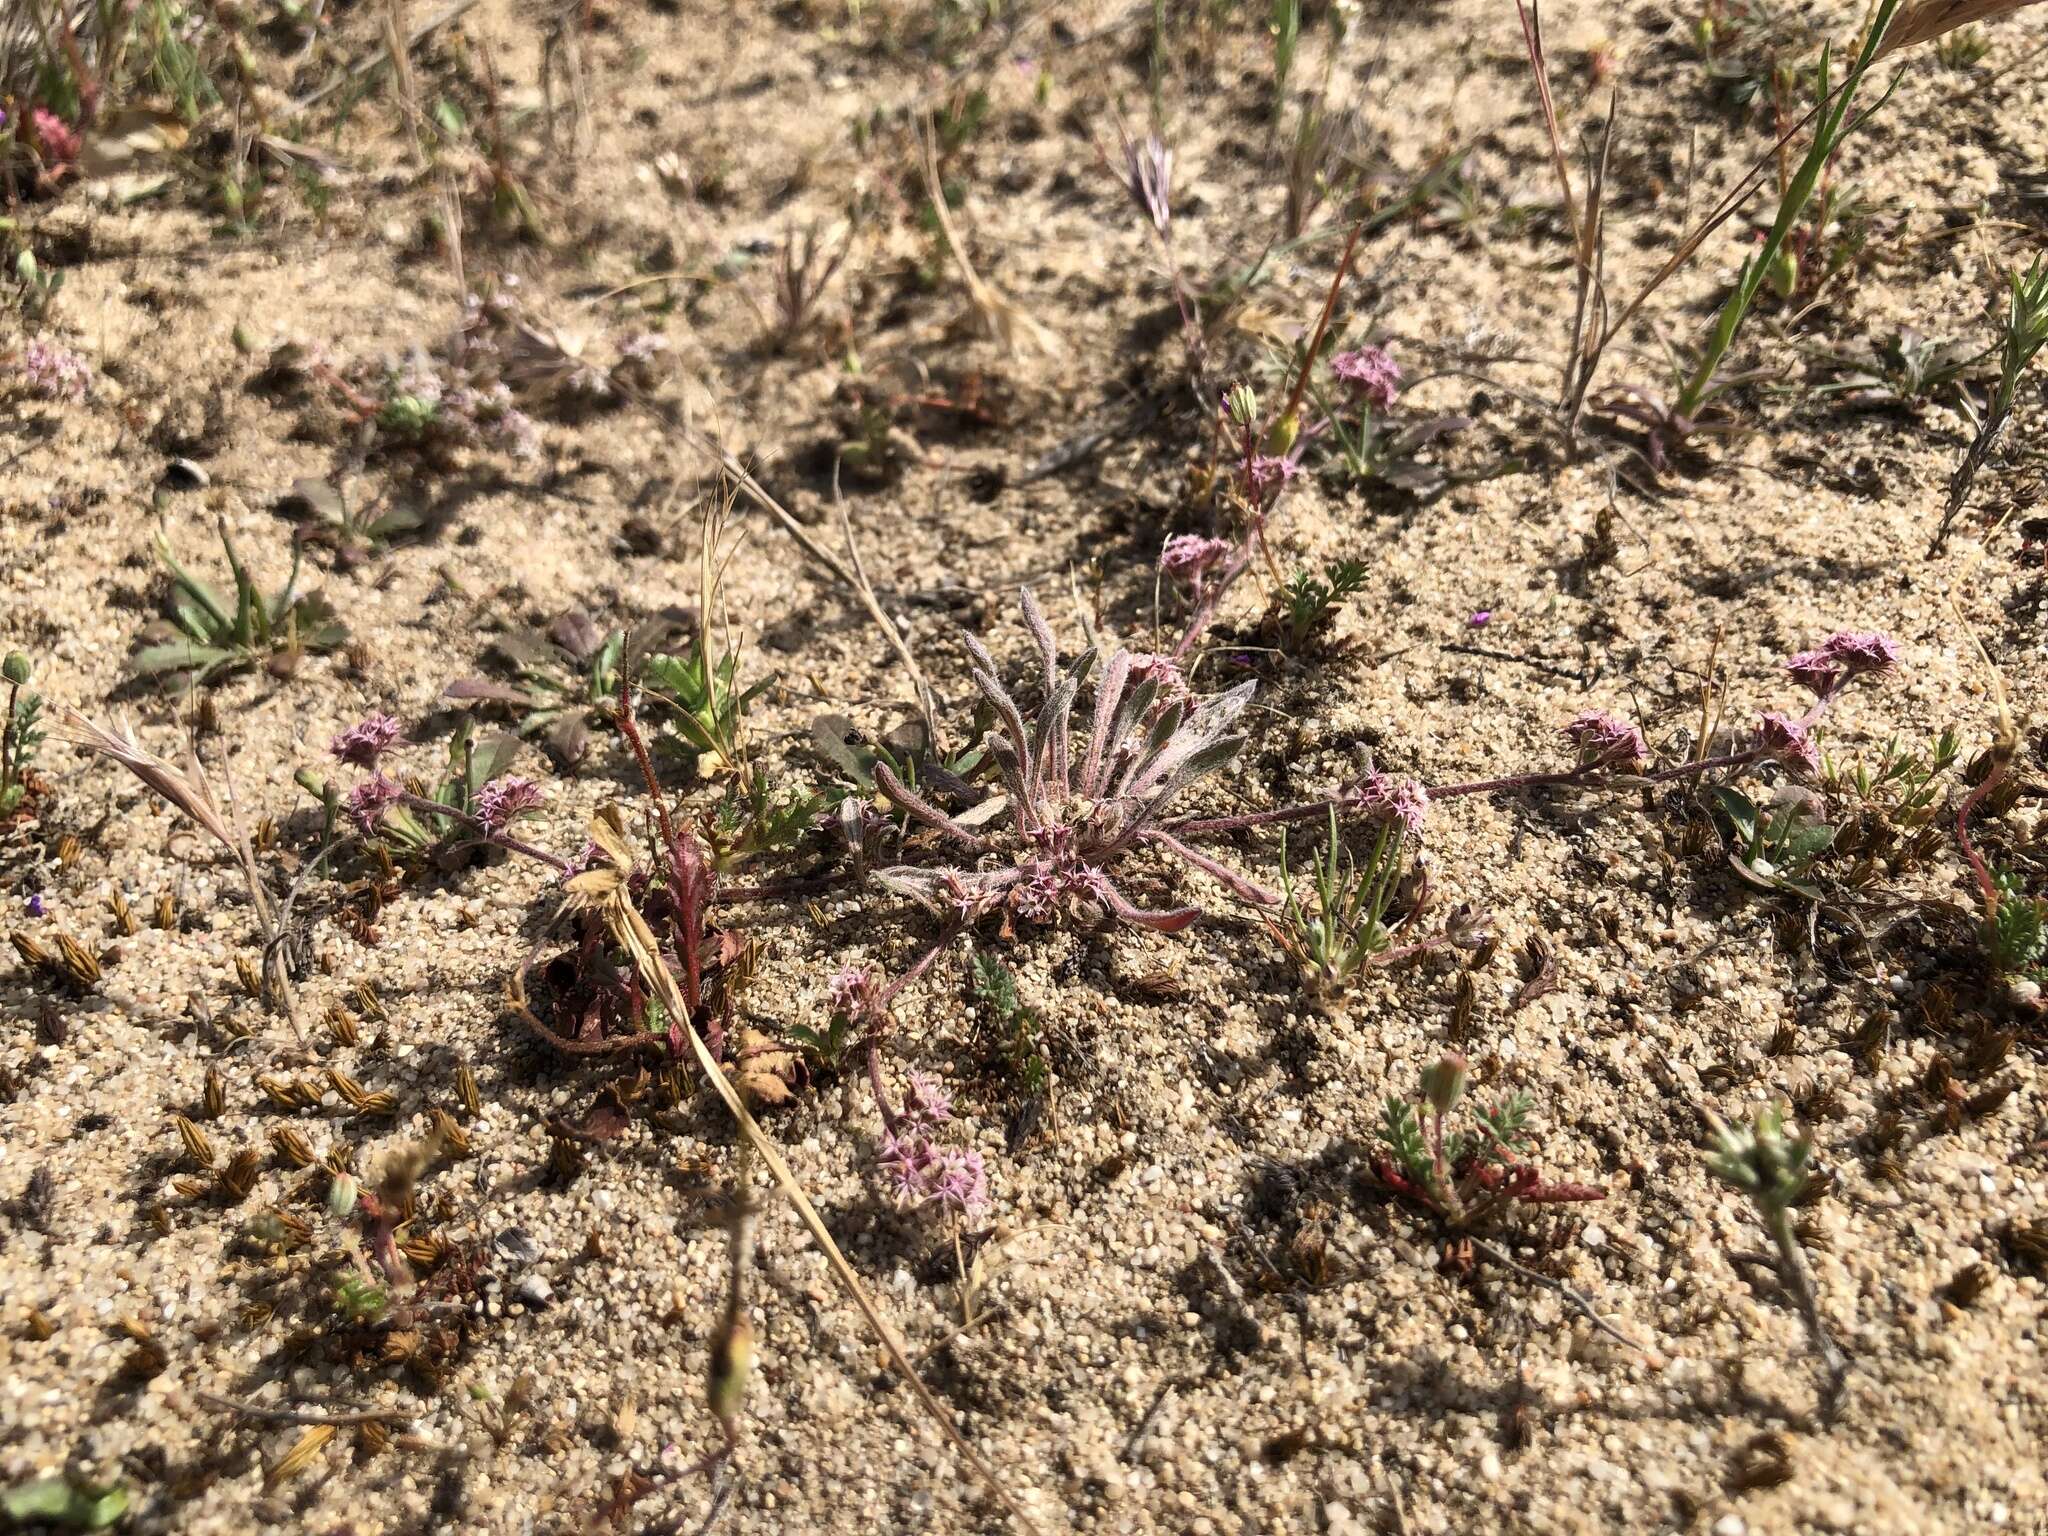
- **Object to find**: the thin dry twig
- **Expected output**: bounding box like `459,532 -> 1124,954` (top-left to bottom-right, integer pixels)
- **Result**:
1468,1236 -> 1667,1369
198,1390 -> 414,1426
834,464 -> 947,755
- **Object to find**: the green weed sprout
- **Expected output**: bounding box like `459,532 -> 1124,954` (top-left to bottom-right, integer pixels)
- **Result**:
1705,1104 -> 1848,1402
1674,0 -> 1903,424
1,651 -> 43,816
133,522 -> 346,684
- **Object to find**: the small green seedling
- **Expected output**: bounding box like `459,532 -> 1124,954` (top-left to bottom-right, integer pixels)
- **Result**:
133,522 -> 347,684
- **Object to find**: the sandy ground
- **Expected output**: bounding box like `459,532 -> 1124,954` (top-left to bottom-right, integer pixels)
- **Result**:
4,0 -> 2048,1531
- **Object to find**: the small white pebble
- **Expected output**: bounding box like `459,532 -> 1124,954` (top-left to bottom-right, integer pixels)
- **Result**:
1581,1224 -> 1607,1250
1714,1516 -> 1747,1536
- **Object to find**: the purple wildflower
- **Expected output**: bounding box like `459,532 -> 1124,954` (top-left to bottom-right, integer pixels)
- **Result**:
1786,630 -> 1901,697
23,340 -> 92,402
1243,453 -> 1298,502
1356,771 -> 1430,837
26,893 -> 45,918
30,109 -> 80,169
900,1070 -> 953,1128
1753,711 -> 1820,776
1159,534 -> 1233,591
1469,610 -> 1492,628
475,775 -> 544,833
1331,345 -> 1402,414
346,774 -> 403,834
329,712 -> 403,768
1561,708 -> 1649,771
828,965 -> 885,1029
878,1130 -> 989,1217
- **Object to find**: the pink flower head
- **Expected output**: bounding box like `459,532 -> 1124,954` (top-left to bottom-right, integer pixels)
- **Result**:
1786,630 -> 1900,697
30,109 -> 80,170
22,340 -> 92,402
345,774 -> 402,834
1126,652 -> 1192,715
879,1130 -> 989,1217
475,775 -> 544,833
1753,711 -> 1820,776
1356,771 -> 1430,837
1561,708 -> 1649,771
329,712 -> 403,768
1331,345 -> 1402,413
900,1070 -> 953,1128
1242,453 -> 1298,502
1159,534 -> 1233,589
828,965 -> 885,1029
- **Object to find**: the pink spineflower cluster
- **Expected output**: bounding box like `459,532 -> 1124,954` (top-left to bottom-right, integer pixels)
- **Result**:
1355,770 -> 1431,837
30,109 -> 80,171
1785,630 -> 1901,698
1752,710 -> 1821,776
346,774 -> 402,834
475,775 -> 545,833
828,965 -> 886,1031
1331,345 -> 1402,414
1242,452 -> 1300,502
22,340 -> 92,402
876,1070 -> 989,1218
329,712 -> 403,768
1561,708 -> 1649,772
1159,534 -> 1233,594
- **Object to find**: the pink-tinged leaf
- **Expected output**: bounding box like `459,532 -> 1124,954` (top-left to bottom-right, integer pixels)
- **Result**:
1098,879 -> 1201,933
444,678 -> 530,705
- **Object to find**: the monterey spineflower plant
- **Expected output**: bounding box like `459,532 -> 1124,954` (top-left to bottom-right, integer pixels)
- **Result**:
1159,534 -> 1233,596
330,713 -> 404,768
1562,709 -> 1649,772
1331,345 -> 1402,414
872,589 -> 1272,937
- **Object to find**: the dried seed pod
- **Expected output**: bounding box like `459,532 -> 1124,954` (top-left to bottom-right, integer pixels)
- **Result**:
429,1108 -> 470,1157
154,891 -> 177,931
354,981 -> 388,1022
238,1301 -> 274,1330
1965,1079 -> 2016,1119
173,1176 -> 212,1200
268,1206 -> 312,1243
191,694 -> 220,737
326,1068 -> 369,1111
55,833 -> 82,867
379,1331 -> 421,1365
23,1308 -> 54,1341
110,888 -> 137,936
1729,1431 -> 1793,1491
146,1203 -> 172,1236
256,1075 -> 306,1112
1943,1263 -> 1992,1308
253,817 -> 277,852
265,1424 -> 335,1488
324,1006 -> 360,1048
203,1067 -> 226,1120
455,1063 -> 480,1119
270,1127 -> 316,1168
354,1092 -> 398,1118
217,1149 -> 262,1202
324,1143 -> 356,1175
1450,971 -> 1475,1042
55,935 -> 100,988
11,932 -> 51,970
398,1234 -> 444,1268
235,953 -> 265,1001
173,1114 -> 216,1169
355,1421 -> 390,1461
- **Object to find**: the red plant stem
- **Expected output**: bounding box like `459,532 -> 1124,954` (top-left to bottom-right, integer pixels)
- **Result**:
1954,758 -> 2006,915
616,680 -> 707,1013
861,925 -> 965,1138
